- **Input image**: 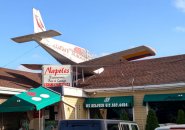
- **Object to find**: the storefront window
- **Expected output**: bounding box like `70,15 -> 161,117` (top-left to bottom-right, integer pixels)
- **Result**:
90,108 -> 103,119
89,108 -> 133,120
0,112 -> 23,130
44,105 -> 58,129
149,101 -> 185,124
107,124 -> 119,130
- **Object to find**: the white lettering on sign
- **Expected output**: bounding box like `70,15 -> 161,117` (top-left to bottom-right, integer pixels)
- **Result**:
104,97 -> 110,102
42,65 -> 72,87
85,103 -> 129,108
105,103 -> 111,107
90,104 -> 105,108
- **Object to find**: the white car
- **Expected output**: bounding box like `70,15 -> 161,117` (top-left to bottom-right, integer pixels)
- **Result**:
155,124 -> 185,130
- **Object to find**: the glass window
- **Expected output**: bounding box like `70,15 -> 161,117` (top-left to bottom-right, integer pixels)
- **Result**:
89,108 -> 133,120
107,108 -> 133,121
149,101 -> 185,123
131,124 -> 138,130
107,124 -> 119,130
120,124 -> 129,130
89,108 -> 103,119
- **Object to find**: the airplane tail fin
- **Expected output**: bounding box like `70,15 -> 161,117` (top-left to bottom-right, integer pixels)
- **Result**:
33,8 -> 46,33
12,8 -> 61,43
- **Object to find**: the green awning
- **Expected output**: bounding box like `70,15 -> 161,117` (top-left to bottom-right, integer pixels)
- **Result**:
143,93 -> 185,105
0,86 -> 61,112
85,96 -> 133,108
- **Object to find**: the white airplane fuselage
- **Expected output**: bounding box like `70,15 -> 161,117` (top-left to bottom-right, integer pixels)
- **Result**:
35,37 -> 93,64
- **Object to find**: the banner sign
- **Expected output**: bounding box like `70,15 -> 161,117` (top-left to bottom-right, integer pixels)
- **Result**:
85,96 -> 133,108
42,65 -> 72,87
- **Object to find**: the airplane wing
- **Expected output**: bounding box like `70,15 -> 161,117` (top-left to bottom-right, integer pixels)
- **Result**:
80,45 -> 156,66
73,45 -> 156,75
21,45 -> 155,76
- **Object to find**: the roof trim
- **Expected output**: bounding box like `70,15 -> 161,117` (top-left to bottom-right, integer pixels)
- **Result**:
0,86 -> 26,95
84,82 -> 185,93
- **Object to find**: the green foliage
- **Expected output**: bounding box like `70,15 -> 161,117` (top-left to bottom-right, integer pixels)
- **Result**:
94,113 -> 100,119
93,112 -> 103,119
45,120 -> 58,128
145,109 -> 159,130
120,110 -> 129,120
176,109 -> 185,124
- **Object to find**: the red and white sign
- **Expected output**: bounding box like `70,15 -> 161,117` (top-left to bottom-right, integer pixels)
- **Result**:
42,65 -> 72,87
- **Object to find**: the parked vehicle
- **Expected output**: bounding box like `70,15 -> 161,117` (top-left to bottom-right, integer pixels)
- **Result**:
58,119 -> 139,130
155,124 -> 185,130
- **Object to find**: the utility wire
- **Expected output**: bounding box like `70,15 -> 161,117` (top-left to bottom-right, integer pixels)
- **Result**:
2,45 -> 40,68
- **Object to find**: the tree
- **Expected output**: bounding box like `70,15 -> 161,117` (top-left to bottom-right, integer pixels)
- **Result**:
176,109 -> 185,124
120,110 -> 129,120
145,109 -> 159,130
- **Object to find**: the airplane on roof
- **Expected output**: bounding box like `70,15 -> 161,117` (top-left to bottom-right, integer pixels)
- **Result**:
12,8 -> 156,75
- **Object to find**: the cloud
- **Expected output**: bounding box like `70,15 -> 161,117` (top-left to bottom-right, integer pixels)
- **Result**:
174,0 -> 185,13
17,65 -> 41,73
174,26 -> 185,32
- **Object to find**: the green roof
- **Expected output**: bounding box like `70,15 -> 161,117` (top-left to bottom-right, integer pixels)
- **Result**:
0,86 -> 61,112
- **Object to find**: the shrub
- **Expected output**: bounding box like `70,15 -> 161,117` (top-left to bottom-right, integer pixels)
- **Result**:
120,110 -> 129,120
176,109 -> 185,124
145,109 -> 159,130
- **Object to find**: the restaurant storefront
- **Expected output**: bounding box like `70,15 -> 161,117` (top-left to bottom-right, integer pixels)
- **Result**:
1,54 -> 185,130
143,93 -> 185,124
81,85 -> 185,130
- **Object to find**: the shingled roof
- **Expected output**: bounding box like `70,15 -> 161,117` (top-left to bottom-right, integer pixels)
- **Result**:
77,54 -> 185,89
0,67 -> 41,90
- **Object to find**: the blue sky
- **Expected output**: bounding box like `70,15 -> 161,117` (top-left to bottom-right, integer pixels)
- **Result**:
1,0 -> 185,71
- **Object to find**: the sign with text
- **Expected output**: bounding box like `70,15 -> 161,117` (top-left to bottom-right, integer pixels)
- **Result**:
85,96 -> 133,108
42,65 -> 72,87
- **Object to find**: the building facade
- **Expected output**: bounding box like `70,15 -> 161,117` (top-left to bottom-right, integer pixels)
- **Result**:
76,54 -> 185,130
1,54 -> 185,130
